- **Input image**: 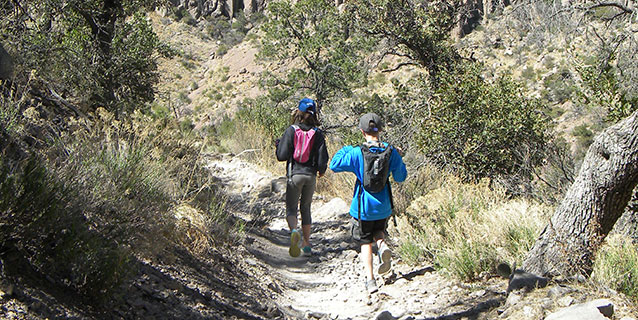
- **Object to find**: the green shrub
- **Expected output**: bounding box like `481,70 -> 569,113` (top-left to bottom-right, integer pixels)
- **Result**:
577,57 -> 638,123
216,44 -> 229,57
542,69 -> 575,103
437,241 -> 498,280
416,62 -> 550,182
0,157 -> 134,301
396,173 -> 550,281
521,66 -> 536,80
572,124 -> 594,148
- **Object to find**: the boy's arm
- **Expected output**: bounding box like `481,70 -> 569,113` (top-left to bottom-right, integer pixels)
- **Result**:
275,126 -> 294,162
329,145 -> 356,173
390,147 -> 407,183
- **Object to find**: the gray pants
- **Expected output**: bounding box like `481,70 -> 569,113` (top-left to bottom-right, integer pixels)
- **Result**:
286,174 -> 316,226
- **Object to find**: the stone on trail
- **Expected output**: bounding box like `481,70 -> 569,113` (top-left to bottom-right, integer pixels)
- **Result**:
545,299 -> 614,320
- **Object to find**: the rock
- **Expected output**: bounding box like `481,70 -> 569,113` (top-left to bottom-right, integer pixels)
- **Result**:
548,285 -> 574,298
271,177 -> 287,193
375,310 -> 396,320
505,292 -> 522,306
588,299 -> 614,318
545,299 -> 614,320
558,295 -> 574,307
306,311 -> 327,319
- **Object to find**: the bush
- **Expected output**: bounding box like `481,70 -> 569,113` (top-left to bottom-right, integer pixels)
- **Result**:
0,99 -> 233,304
416,62 -> 551,182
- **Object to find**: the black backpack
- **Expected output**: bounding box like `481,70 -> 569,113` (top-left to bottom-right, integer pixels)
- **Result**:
360,141 -> 392,193
355,142 -> 396,232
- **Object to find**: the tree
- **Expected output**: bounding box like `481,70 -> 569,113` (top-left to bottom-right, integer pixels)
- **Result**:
258,0 -> 370,110
348,0 -> 463,78
523,110 -> 638,277
0,0 -> 170,117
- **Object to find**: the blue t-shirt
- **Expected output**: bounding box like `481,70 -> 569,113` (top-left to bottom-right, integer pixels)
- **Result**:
329,142 -> 407,221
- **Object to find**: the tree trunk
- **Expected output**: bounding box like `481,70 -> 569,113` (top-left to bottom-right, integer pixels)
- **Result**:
523,110 -> 638,277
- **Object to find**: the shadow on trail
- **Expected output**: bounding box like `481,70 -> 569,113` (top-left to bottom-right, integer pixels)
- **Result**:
421,295 -> 505,320
1,242 -> 278,320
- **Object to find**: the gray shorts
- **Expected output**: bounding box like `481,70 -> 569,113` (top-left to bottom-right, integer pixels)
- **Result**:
285,174 -> 316,225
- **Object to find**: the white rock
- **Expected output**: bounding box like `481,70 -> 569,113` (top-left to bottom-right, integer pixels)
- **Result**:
558,296 -> 574,307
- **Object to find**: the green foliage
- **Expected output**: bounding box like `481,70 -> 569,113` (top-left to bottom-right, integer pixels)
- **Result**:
259,0 -> 370,106
216,44 -> 229,57
0,0 -> 171,116
397,175 -> 550,282
0,156 -> 134,301
437,241 -> 498,280
416,62 -> 550,181
542,69 -> 575,103
348,0 -> 461,77
236,96 -> 291,140
577,57 -> 638,123
572,124 -> 594,148
0,95 -> 233,303
398,238 -> 426,266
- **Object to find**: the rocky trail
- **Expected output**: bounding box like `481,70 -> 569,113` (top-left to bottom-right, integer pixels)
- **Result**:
2,154 -> 636,319
207,155 -> 509,319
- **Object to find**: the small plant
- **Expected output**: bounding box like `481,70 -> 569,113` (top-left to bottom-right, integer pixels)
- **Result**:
593,235 -> 638,300
178,91 -> 192,104
521,66 -> 536,80
216,44 -> 229,57
398,239 -> 426,265
572,124 -> 594,148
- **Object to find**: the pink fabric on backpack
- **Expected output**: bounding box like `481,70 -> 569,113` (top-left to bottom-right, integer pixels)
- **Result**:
292,125 -> 316,163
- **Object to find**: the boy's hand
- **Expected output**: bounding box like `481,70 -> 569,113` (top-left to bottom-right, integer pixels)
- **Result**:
395,146 -> 405,157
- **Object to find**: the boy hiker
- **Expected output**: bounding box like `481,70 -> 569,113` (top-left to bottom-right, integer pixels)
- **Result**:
276,98 -> 329,257
329,113 -> 407,294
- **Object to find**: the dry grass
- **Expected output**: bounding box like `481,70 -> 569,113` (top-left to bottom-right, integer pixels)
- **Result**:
592,234 -> 638,301
393,169 -> 552,280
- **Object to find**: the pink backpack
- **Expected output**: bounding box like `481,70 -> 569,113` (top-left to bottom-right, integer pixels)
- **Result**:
292,125 -> 317,163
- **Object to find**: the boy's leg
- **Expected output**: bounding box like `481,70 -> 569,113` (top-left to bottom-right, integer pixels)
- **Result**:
374,220 -> 392,275
360,242 -> 374,281
357,219 -> 378,293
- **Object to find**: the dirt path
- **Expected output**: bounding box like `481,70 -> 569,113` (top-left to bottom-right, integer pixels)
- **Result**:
208,155 -> 508,320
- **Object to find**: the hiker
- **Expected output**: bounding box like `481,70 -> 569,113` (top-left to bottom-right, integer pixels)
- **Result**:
276,98 -> 329,257
329,113 -> 407,294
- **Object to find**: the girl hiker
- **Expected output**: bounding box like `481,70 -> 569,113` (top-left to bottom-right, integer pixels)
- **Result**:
275,98 -> 329,257
329,113 -> 407,294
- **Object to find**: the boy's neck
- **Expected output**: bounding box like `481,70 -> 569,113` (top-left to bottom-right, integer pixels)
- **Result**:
364,134 -> 380,142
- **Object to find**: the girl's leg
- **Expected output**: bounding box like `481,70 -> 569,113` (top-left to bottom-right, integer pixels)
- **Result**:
298,175 -> 316,247
285,176 -> 302,231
